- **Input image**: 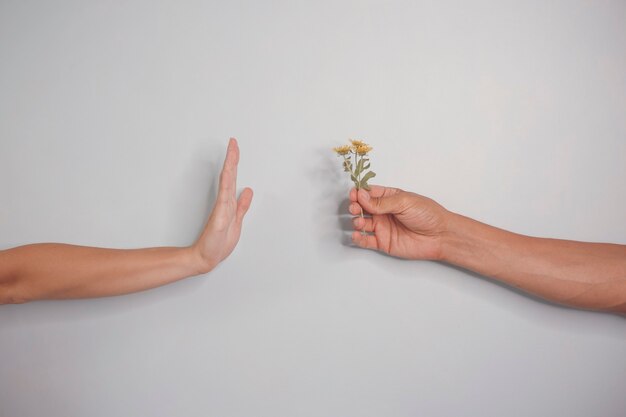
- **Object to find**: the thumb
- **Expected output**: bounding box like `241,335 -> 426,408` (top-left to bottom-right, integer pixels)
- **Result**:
357,188 -> 404,215
235,187 -> 253,224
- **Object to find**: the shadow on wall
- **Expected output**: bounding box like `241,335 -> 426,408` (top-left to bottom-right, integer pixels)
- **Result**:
162,137 -> 224,248
307,146 -> 358,261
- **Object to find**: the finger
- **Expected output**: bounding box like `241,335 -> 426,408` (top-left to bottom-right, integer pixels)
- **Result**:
218,138 -> 239,201
350,186 -> 401,215
351,231 -> 379,250
236,187 -> 253,224
357,188 -> 405,215
367,185 -> 402,198
352,216 -> 374,232
348,202 -> 363,216
349,187 -> 357,202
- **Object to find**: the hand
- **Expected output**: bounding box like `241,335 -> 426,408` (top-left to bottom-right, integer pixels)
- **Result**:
349,186 -> 449,260
192,138 -> 253,273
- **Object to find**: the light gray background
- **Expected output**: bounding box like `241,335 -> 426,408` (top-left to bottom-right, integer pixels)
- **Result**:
1,1 -> 625,416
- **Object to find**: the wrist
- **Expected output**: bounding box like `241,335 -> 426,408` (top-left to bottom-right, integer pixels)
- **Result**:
439,211 -> 523,279
438,211 -> 480,265
186,245 -> 217,275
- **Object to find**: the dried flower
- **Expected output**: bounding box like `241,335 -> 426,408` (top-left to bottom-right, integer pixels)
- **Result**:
334,139 -> 377,233
334,139 -> 375,190
350,139 -> 366,147
333,145 -> 351,155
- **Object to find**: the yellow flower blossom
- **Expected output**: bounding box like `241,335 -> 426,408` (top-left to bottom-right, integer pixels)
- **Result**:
333,145 -> 351,155
350,139 -> 367,147
333,139 -> 377,231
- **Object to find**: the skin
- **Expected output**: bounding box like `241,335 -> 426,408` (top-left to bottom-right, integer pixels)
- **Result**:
0,138 -> 253,304
349,186 -> 626,313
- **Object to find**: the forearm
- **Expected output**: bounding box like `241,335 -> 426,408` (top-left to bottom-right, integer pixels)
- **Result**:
0,244 -> 205,303
440,213 -> 626,312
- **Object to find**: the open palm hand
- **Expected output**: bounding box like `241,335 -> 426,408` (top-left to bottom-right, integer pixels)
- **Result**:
192,138 -> 253,273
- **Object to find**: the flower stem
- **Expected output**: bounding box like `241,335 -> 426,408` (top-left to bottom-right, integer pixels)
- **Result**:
354,151 -> 365,235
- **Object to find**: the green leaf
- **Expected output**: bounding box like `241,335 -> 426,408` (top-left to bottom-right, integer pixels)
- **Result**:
350,174 -> 357,183
359,171 -> 376,188
363,162 -> 370,170
354,158 -> 365,177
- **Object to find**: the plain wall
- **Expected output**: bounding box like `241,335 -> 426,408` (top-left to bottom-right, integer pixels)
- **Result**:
1,1 -> 625,416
